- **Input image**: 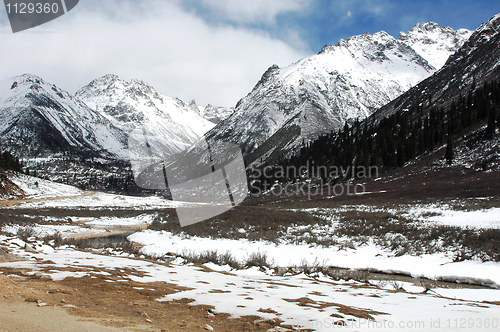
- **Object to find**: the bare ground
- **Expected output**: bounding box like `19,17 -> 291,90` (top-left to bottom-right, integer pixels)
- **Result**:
0,266 -> 283,332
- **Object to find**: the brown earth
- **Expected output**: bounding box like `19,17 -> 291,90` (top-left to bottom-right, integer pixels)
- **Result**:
0,267 -> 282,332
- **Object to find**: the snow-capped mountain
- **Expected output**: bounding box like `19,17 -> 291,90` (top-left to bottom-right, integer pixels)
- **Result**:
399,22 -> 472,69
377,12 -> 500,120
76,75 -> 215,157
0,74 -> 128,159
0,74 -> 218,190
205,22 -> 471,165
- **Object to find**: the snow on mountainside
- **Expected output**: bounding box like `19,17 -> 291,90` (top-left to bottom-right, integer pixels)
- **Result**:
206,22 -> 469,165
376,12 -> 500,120
76,75 -> 215,156
189,100 -> 234,124
447,12 -> 500,66
399,22 -> 472,69
0,74 -> 128,159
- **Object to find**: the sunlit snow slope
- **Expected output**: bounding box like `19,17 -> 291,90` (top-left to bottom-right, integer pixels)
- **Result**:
206,23 -> 471,165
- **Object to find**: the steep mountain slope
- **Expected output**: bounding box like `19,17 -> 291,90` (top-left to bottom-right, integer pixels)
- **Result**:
271,12 -> 500,191
376,13 -> 500,121
0,74 -> 128,159
399,22 -> 472,69
76,75 -> 215,157
0,74 -> 216,191
205,23 -> 470,166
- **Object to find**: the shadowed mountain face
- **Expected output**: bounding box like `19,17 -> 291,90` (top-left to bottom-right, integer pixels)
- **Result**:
0,74 -> 128,160
375,13 -> 500,121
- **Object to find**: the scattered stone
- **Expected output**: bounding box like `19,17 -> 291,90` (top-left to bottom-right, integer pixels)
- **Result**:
145,319 -> 152,323
24,243 -> 36,253
275,267 -> 286,276
205,324 -> 214,330
258,307 -> 278,314
32,272 -> 52,280
37,302 -> 47,307
0,247 -> 19,263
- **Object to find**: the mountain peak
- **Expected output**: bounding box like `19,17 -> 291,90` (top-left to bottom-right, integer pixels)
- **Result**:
330,30 -> 394,50
82,74 -> 121,93
12,73 -> 44,83
8,74 -> 48,92
446,12 -> 499,66
399,21 -> 471,69
76,74 -> 215,155
3,73 -> 75,103
409,21 -> 444,32
472,12 -> 500,42
0,74 -> 128,160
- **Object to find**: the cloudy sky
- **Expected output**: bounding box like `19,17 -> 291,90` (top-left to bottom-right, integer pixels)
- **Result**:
0,0 -> 499,107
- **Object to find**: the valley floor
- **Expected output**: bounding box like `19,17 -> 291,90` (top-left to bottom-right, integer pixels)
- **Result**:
1,167 -> 500,331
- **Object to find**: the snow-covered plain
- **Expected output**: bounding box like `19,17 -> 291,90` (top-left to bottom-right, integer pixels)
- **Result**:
8,172 -> 82,199
129,230 -> 500,288
406,206 -> 500,229
1,234 -> 499,332
1,176 -> 500,331
3,172 -> 189,210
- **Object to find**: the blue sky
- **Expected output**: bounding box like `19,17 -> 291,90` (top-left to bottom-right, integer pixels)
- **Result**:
1,0 -> 499,107
182,0 -> 500,53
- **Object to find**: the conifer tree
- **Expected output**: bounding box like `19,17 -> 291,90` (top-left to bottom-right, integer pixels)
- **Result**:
486,106 -> 496,139
445,137 -> 454,165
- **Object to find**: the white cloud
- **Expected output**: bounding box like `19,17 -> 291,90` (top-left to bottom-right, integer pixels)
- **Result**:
0,0 -> 307,107
198,0 -> 311,24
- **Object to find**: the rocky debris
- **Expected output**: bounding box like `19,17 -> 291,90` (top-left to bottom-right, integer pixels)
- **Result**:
24,243 -> 36,253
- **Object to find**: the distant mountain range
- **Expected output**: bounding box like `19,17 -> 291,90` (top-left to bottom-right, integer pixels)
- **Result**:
3,13 -> 500,191
76,74 -> 215,158
0,74 -> 128,160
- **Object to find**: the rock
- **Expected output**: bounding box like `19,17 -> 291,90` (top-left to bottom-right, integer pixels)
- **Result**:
275,267 -> 286,276
0,248 -> 17,263
205,324 -> 214,331
37,302 -> 47,307
32,272 -> 52,280
24,243 -> 36,253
